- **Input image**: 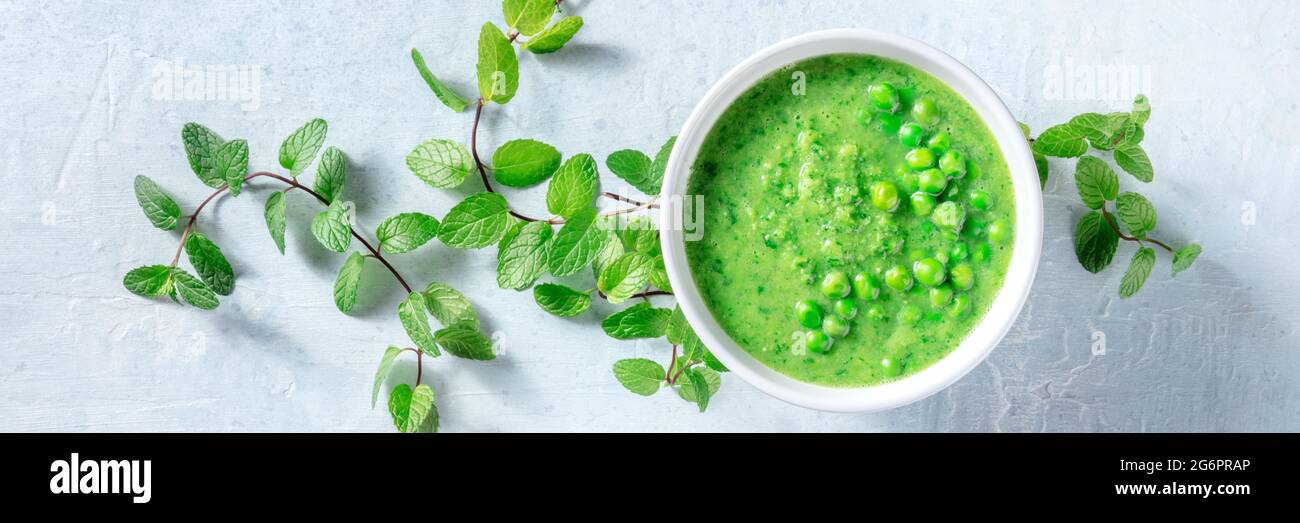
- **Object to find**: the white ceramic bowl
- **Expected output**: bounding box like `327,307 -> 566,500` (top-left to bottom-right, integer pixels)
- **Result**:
659,29 -> 1042,412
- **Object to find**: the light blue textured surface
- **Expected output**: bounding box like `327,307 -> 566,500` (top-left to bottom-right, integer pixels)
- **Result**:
0,0 -> 1296,432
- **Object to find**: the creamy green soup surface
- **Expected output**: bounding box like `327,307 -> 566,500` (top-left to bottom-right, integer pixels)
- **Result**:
685,54 -> 1015,387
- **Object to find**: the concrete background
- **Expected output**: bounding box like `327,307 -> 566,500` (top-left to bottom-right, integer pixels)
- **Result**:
1,0 -> 1296,432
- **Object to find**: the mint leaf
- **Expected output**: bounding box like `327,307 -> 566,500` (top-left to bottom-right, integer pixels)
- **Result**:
410,48 -> 470,113
492,139 -> 562,188
498,217 -> 527,252
476,22 -> 519,104
677,366 -> 719,411
371,346 -> 403,408
496,220 -> 552,290
423,282 -> 479,328
591,225 -> 625,280
1032,122 -> 1088,158
184,232 -> 234,296
1116,192 -> 1157,237
181,123 -> 225,188
123,265 -> 174,297
278,118 -> 328,178
533,283 -> 591,317
407,139 -> 475,190
376,212 -> 441,254
1067,113 -> 1109,145
618,216 -> 658,254
1172,243 -> 1202,276
605,149 -> 655,194
612,359 -> 665,396
597,252 -> 652,303
398,291 -> 439,357
647,136 -> 676,197
648,254 -> 671,292
546,153 -> 598,219
503,0 -> 555,36
1074,210 -> 1119,273
1074,156 -> 1119,210
314,146 -> 346,203
523,16 -> 583,54
434,325 -> 495,360
333,252 -> 366,313
1034,152 -> 1049,188
1114,143 -> 1153,182
388,383 -> 412,431
1119,247 -> 1156,298
547,207 -> 607,276
389,383 -> 438,433
172,268 -> 219,310
1095,113 -> 1138,150
133,175 -> 180,230
601,302 -> 670,339
1131,94 -> 1151,126
311,199 -> 352,253
666,305 -> 691,345
263,191 -> 287,254
214,139 -> 249,196
439,192 -> 511,249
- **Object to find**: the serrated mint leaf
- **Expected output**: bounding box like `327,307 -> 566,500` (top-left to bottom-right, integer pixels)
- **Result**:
1114,143 -> 1153,182
547,207 -> 607,276
546,153 -> 598,219
503,0 -> 555,36
278,118 -> 328,178
523,16 -> 583,54
376,212 -> 441,254
407,139 -> 474,190
410,48 -> 469,113
123,265 -> 174,297
1074,210 -> 1119,274
1119,247 -> 1156,298
1034,152 -> 1049,188
666,305 -> 691,345
601,302 -> 670,339
498,217 -> 526,252
703,349 -> 728,373
184,232 -> 234,296
592,224 -> 625,280
677,366 -> 719,411
605,149 -> 655,194
372,346 -> 403,408
1094,112 -> 1137,151
618,216 -> 658,254
1032,122 -> 1088,158
333,252 -> 366,313
1132,94 -> 1151,126
133,175 -> 180,230
388,383 -> 412,431
612,359 -> 665,396
181,123 -> 225,188
649,255 -> 671,292
496,220 -> 552,290
597,252 -> 652,303
422,282 -> 479,328
172,268 -> 218,310
1172,243 -> 1202,276
263,191 -> 287,254
314,146 -> 346,203
439,192 -> 510,248
434,326 -> 495,360
398,291 -> 440,357
647,136 -> 676,197
214,139 -> 249,196
533,283 -> 591,317
1116,192 -> 1157,237
492,139 -> 561,188
1067,113 -> 1108,145
310,199 -> 352,253
1074,156 -> 1119,210
476,22 -> 519,104
389,383 -> 437,433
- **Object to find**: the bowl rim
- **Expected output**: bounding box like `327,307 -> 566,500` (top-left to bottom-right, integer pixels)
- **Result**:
658,28 -> 1043,412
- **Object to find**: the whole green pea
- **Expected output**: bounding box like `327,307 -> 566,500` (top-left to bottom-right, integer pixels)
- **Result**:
866,303 -> 888,321
938,150 -> 966,178
948,294 -> 971,318
911,97 -> 941,127
972,243 -> 992,264
852,272 -> 881,300
987,219 -> 1012,243
820,271 -> 852,298
881,357 -> 902,378
950,242 -> 969,260
898,304 -> 924,324
794,300 -> 823,329
910,192 -> 937,216
929,286 -> 954,308
917,168 -> 948,194
867,82 -> 900,113
884,265 -> 913,291
913,257 -> 947,287
822,315 -> 851,338
905,148 -> 936,170
898,122 -> 926,147
926,131 -> 952,154
869,181 -> 901,212
805,330 -> 833,353
949,263 -> 975,290
833,298 -> 859,319
968,190 -> 992,211
898,170 -> 919,194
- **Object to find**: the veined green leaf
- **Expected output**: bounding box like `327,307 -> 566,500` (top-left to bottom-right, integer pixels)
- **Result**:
314,146 -> 346,203
214,139 -> 249,196
263,191 -> 287,254
546,153 -> 599,219
184,232 -> 234,296
123,265 -> 174,298
1032,122 -> 1088,158
181,123 -> 225,188
434,325 -> 495,360
523,16 -> 583,54
492,138 -> 561,188
1074,156 -> 1119,210
310,199 -> 352,253
1116,192 -> 1157,237
612,359 -> 665,396
1074,210 -> 1119,273
677,366 -> 720,411
601,302 -> 670,339
389,383 -> 437,433
410,48 -> 470,113
407,139 -> 474,189
278,118 -> 328,178
1115,143 -> 1153,182
1132,94 -> 1151,126
376,212 -> 441,254
423,282 -> 479,328
333,252 -> 366,313
495,220 -> 553,290
398,291 -> 439,357
533,283 -> 591,317
1119,247 -> 1156,298
547,207 -> 607,276
439,192 -> 510,249
647,136 -> 676,197
503,0 -> 555,36
172,268 -> 218,310
1172,243 -> 1202,276
605,149 -> 655,194
597,252 -> 652,303
133,175 -> 181,230
371,346 -> 403,408
476,22 -> 519,104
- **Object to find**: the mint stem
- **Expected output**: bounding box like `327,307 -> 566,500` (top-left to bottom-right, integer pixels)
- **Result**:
1102,207 -> 1174,253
